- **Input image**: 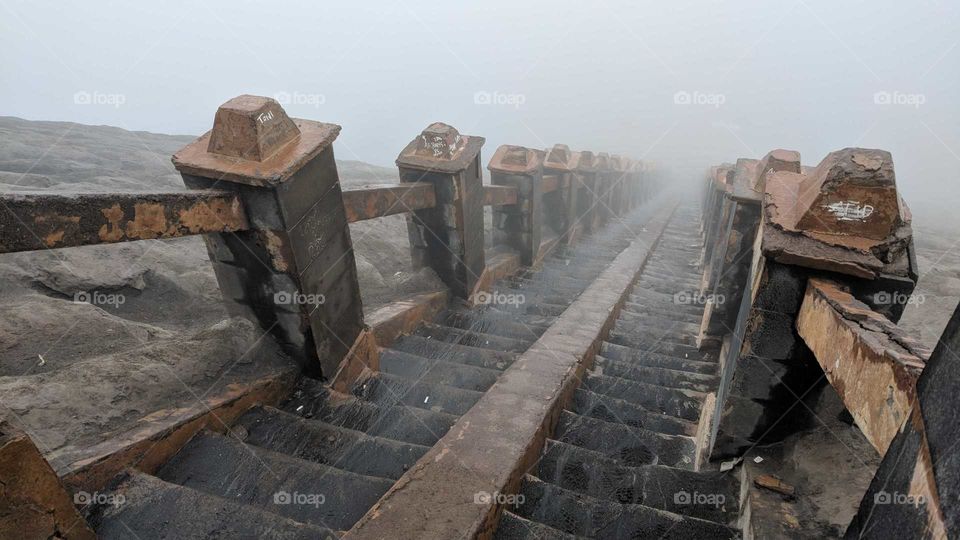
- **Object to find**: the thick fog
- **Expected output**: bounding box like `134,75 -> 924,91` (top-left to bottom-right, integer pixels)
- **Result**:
2,0 -> 958,228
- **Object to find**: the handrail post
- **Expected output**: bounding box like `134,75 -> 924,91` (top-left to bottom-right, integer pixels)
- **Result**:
396,123 -> 486,301
489,145 -> 543,266
543,144 -> 578,246
572,151 -> 598,235
173,95 -> 364,379
594,152 -> 614,227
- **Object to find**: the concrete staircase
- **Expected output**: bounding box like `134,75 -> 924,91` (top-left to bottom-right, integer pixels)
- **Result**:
89,208 -> 663,538
495,206 -> 743,539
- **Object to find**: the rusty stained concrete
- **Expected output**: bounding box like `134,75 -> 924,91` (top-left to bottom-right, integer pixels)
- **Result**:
0,191 -> 249,253
482,185 -> 519,207
0,421 -> 95,539
342,182 -> 437,223
762,148 -> 914,280
796,277 -> 928,454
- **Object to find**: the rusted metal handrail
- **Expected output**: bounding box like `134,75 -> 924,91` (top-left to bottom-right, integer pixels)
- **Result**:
482,185 -> 519,206
0,190 -> 248,254
342,182 -> 436,223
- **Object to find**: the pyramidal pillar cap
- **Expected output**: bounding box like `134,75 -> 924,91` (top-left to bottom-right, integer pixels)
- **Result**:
543,144 -> 574,172
172,94 -> 341,187
396,122 -> 485,174
488,144 -> 542,175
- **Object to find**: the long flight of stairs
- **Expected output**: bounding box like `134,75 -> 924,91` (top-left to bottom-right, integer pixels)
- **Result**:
495,204 -> 744,539
89,205 -> 665,538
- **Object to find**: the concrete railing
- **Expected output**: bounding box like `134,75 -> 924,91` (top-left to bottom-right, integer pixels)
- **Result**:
694,145 -> 955,537
0,94 -> 660,385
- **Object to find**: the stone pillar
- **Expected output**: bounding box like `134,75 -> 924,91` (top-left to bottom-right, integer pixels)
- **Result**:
698,150 -> 801,346
609,154 -> 629,216
543,144 -> 578,245
594,152 -> 614,228
173,94 -> 363,379
489,145 -> 543,266
396,123 -> 486,300
572,151 -> 598,235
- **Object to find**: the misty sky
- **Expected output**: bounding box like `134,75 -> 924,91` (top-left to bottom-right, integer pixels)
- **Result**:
2,1 -> 958,223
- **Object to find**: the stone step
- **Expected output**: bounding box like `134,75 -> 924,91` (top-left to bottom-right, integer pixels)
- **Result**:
522,302 -> 567,317
553,411 -> 697,469
235,405 -> 428,480
605,332 -> 710,360
600,341 -> 717,374
437,309 -> 548,342
91,472 -> 334,540
612,314 -> 702,336
494,511 -> 587,539
593,355 -> 719,392
506,274 -> 593,290
568,388 -> 698,437
582,374 -> 707,422
620,304 -> 703,325
640,268 -> 702,284
415,322 -> 530,353
462,305 -> 557,328
352,372 -> 484,417
391,334 -> 517,371
534,439 -> 740,525
512,475 -> 739,538
156,430 -> 389,531
379,349 -> 500,392
280,379 -> 456,447
494,287 -> 574,308
634,278 -> 702,295
610,322 -> 699,347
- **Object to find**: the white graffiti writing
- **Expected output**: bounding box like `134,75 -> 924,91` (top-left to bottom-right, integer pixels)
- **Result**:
823,201 -> 874,222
